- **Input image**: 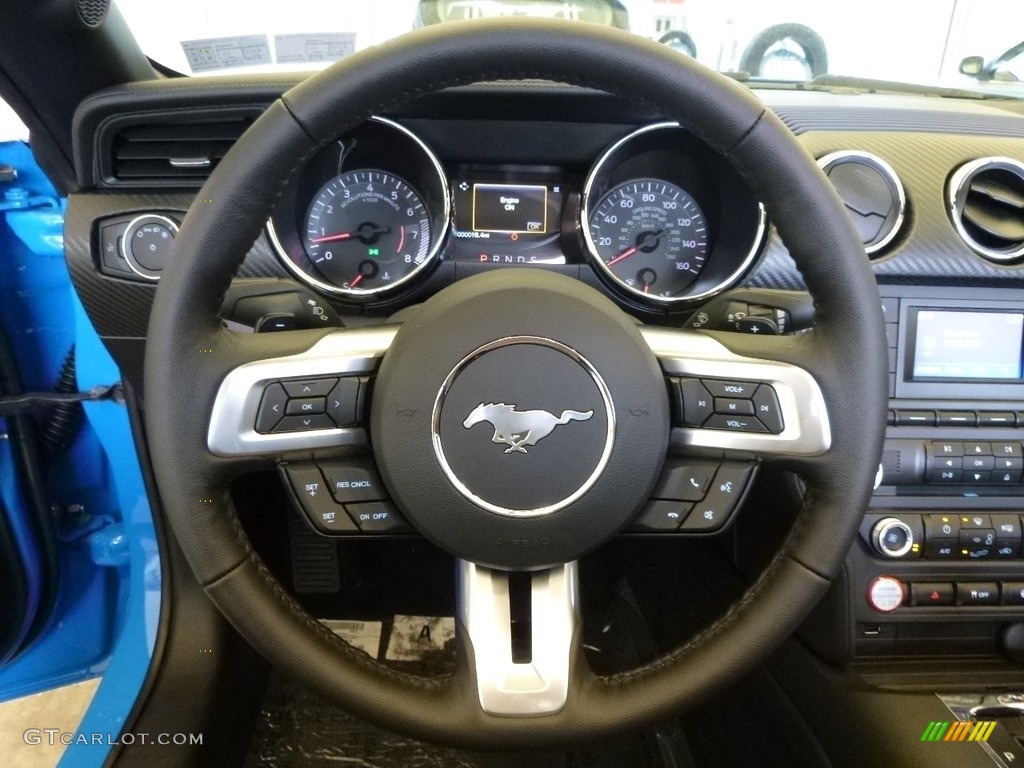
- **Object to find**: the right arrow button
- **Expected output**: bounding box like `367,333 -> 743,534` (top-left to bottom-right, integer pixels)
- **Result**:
326,377 -> 362,427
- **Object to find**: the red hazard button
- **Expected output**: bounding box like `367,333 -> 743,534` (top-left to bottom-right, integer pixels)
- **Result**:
911,582 -> 954,606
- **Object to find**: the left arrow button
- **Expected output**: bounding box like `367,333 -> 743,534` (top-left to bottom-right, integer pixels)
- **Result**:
255,382 -> 289,433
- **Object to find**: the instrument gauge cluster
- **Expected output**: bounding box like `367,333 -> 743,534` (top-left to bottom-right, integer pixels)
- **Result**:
267,117 -> 450,300
586,178 -> 710,300
581,122 -> 766,306
267,120 -> 766,311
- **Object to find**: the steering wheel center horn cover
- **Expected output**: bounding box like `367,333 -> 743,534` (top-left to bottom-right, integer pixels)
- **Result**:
433,335 -> 615,517
373,270 -> 668,570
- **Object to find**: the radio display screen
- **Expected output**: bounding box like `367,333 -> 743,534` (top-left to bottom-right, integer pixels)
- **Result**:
912,309 -> 1024,381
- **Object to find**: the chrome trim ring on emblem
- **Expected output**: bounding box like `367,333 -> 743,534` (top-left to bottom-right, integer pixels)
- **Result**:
431,336 -> 616,518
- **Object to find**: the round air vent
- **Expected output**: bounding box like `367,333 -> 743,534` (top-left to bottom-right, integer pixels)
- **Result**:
948,157 -> 1024,264
817,151 -> 906,258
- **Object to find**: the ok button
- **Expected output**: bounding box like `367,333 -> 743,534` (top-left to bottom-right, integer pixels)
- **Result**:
286,397 -> 327,415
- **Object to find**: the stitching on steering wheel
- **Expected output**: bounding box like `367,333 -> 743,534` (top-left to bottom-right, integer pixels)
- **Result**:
176,29 -> 866,716
602,486 -> 823,686
200,64 -> 802,690
243,550 -> 448,689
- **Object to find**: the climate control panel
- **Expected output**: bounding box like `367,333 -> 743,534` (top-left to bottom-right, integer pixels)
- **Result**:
862,513 -> 1023,561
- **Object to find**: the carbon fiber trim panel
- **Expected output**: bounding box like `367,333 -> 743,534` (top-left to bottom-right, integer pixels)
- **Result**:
748,131 -> 1024,290
774,106 -> 1024,138
65,193 -> 289,338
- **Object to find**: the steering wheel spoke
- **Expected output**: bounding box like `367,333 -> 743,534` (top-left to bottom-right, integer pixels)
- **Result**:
206,326 -> 397,459
456,560 -> 579,717
641,327 -> 832,462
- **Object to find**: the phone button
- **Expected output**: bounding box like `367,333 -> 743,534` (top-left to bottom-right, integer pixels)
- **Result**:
651,460 -> 719,502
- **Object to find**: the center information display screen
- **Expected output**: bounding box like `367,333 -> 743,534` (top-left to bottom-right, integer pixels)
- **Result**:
912,309 -> 1024,381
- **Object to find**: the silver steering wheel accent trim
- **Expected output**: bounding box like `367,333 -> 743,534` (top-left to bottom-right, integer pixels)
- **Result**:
208,325 -> 829,459
207,326 -> 398,456
641,328 -> 832,457
457,560 -> 578,716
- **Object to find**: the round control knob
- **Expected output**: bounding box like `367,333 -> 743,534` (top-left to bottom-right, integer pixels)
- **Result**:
871,517 -> 914,558
867,576 -> 906,613
122,214 -> 178,280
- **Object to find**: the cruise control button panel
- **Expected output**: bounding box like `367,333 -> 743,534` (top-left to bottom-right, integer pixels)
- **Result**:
629,460 -> 756,534
670,377 -> 785,434
282,460 -> 414,537
255,376 -> 366,434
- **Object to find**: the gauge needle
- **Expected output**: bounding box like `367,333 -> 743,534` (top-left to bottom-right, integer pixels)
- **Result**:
310,232 -> 353,244
605,246 -> 637,267
349,274 -> 364,288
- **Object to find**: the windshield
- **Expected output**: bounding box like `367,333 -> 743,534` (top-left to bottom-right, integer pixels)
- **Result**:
117,0 -> 1024,95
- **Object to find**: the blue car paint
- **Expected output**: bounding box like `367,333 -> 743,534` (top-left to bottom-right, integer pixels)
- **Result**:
0,141 -> 161,766
59,293 -> 163,768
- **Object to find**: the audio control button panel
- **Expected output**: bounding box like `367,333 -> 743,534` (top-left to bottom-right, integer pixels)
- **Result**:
927,441 -> 1023,484
669,377 -> 784,434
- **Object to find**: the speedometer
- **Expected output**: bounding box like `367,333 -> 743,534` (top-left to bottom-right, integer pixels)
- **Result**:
586,179 -> 709,301
302,170 -> 431,295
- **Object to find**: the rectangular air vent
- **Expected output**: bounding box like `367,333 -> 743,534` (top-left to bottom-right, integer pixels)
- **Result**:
100,108 -> 261,187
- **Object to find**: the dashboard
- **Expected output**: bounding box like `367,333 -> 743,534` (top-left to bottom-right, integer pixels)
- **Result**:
66,78 -> 1024,692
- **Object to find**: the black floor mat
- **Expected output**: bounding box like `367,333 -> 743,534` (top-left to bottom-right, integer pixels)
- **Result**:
246,673 -> 694,768
245,576 -> 697,768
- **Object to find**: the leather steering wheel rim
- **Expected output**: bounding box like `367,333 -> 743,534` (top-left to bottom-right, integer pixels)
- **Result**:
144,18 -> 888,749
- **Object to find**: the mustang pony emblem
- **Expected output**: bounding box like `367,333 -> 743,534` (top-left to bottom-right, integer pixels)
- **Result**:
463,402 -> 594,454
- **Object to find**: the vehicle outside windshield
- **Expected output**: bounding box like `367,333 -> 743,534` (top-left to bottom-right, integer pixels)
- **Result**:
117,0 -> 1024,95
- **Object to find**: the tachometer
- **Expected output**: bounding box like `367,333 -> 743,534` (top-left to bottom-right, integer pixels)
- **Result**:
302,170 -> 431,295
586,179 -> 708,301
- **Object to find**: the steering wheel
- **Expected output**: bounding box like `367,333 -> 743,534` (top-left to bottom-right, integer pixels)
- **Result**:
144,18 -> 887,749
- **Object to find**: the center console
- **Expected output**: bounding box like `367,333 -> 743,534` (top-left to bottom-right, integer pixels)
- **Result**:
844,285 -> 1024,673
